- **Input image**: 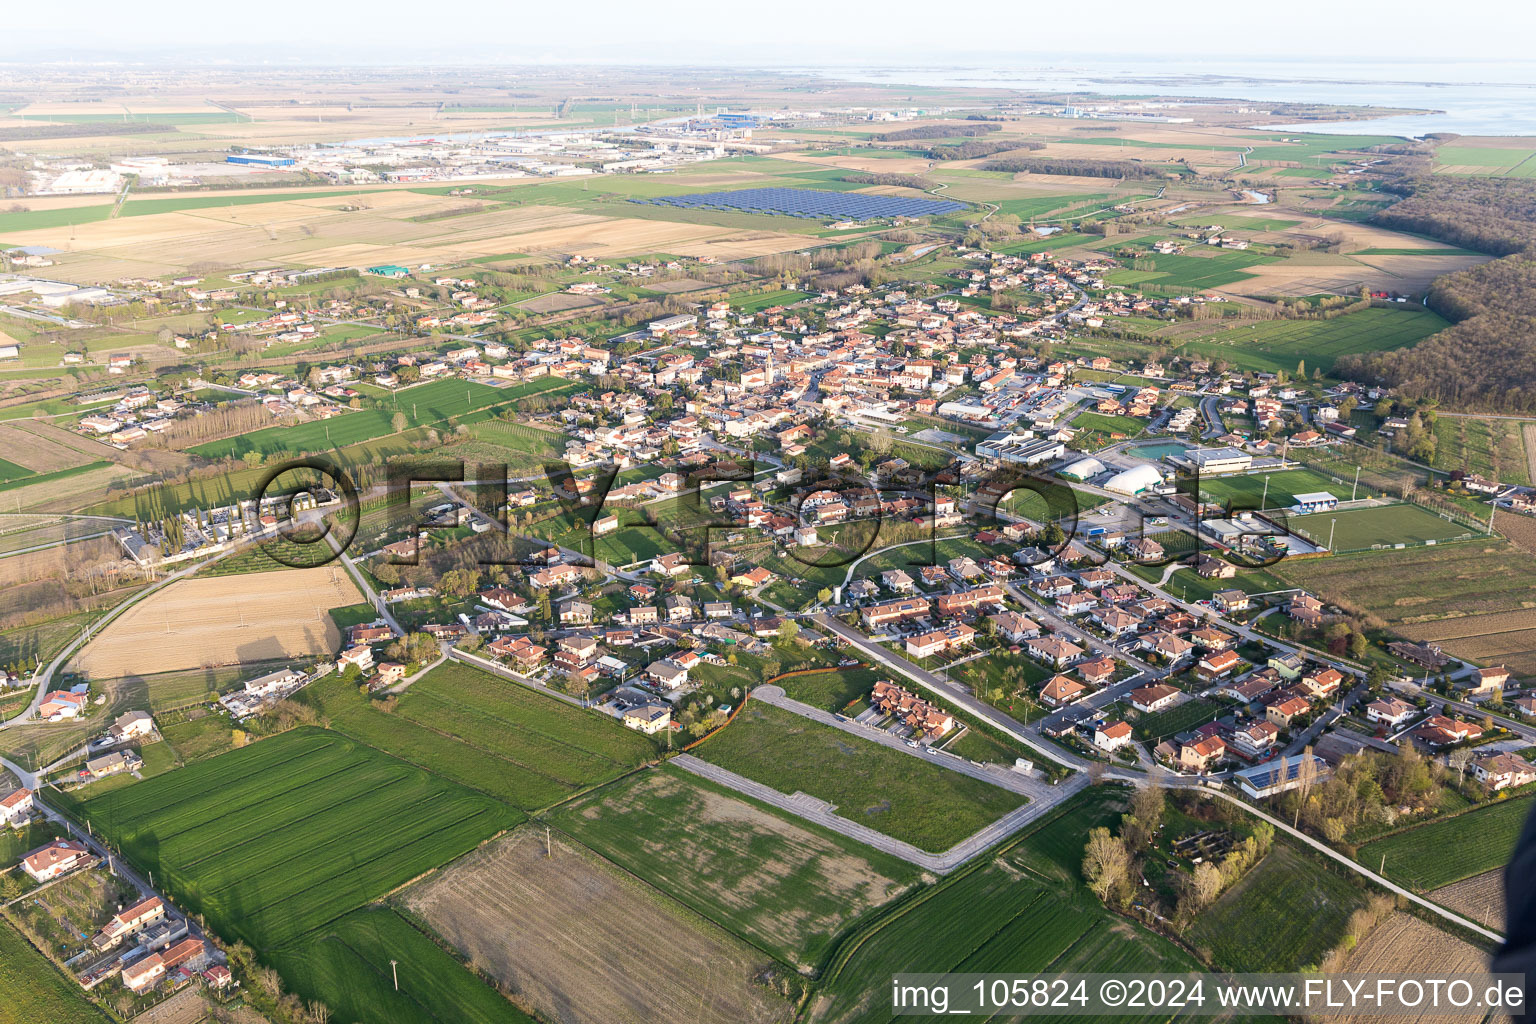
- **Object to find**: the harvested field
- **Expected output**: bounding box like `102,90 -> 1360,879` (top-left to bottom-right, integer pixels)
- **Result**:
1331,913 -> 1489,1024
553,766 -> 920,968
1431,869 -> 1505,932
70,566 -> 360,676
404,826 -> 789,1024
0,424 -> 93,473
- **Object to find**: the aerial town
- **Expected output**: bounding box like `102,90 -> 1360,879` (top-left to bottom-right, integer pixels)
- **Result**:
0,32 -> 1533,1024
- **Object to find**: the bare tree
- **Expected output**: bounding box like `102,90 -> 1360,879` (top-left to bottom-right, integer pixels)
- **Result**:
1083,827 -> 1130,904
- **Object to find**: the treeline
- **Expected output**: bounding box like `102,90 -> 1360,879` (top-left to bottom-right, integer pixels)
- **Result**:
929,139 -> 1043,161
1371,176 -> 1536,255
872,123 -> 1000,142
1337,255 -> 1536,411
978,155 -> 1162,179
0,121 -> 162,142
840,172 -> 935,190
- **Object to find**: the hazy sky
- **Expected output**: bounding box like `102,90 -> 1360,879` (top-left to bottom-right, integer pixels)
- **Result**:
5,0 -> 1535,66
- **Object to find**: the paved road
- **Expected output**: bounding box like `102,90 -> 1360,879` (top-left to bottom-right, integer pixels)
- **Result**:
673,752 -> 1087,874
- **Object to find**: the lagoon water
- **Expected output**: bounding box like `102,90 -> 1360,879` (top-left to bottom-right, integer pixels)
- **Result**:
807,59 -> 1536,138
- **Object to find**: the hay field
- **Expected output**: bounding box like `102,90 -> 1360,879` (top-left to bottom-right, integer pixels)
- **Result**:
70,566 -> 360,676
404,826 -> 788,1024
1431,870 -> 1504,932
0,422 -> 104,472
1330,913 -> 1489,1024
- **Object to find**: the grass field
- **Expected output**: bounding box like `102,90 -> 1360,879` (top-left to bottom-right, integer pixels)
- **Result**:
272,906 -> 535,1024
1185,845 -> 1369,971
1289,504 -> 1474,552
1132,697 -> 1222,742
188,379 -> 572,459
1106,250 -> 1276,292
772,666 -> 881,713
694,700 -> 1025,853
303,660 -> 656,810
552,766 -> 920,969
0,920 -> 109,1024
1358,797 -> 1533,891
159,712 -> 236,763
51,728 -> 521,952
1168,307 -> 1448,375
810,786 -> 1203,1024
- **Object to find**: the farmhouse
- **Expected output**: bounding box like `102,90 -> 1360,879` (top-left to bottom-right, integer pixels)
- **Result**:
622,704 -> 672,735
22,839 -> 91,882
1093,720 -> 1133,752
1467,666 -> 1511,694
1412,715 -> 1483,747
1179,735 -> 1226,772
1231,720 -> 1279,758
1365,697 -> 1416,727
92,896 -> 166,950
1026,635 -> 1083,667
1473,752 -> 1536,791
1040,675 -> 1087,706
0,787 -> 34,828
122,953 -> 168,994
1129,683 -> 1179,713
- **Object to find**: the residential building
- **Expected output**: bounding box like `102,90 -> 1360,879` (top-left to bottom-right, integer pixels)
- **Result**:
1365,697 -> 1416,727
1473,752 -> 1536,791
622,704 -> 672,735
22,839 -> 90,882
1129,683 -> 1179,713
1234,754 -> 1329,799
1093,720 -> 1133,752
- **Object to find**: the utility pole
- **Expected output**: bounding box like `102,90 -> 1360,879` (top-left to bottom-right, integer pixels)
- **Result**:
391,960 -> 399,991
1488,502 -> 1497,536
1352,465 -> 1360,503
1327,517 -> 1337,553
1260,474 -> 1269,511
546,825 -> 552,858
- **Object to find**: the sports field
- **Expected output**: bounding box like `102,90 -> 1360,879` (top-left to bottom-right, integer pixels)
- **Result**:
1358,796 -> 1533,891
694,701 -> 1026,854
52,729 -> 521,952
69,566 -> 360,677
303,660 -> 657,809
553,766 -> 919,968
1196,467 -> 1344,510
1289,504 -> 1472,552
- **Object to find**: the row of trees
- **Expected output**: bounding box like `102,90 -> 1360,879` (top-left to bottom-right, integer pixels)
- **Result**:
978,156 -> 1167,179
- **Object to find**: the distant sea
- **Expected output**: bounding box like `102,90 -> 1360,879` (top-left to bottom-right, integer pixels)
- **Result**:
804,60 -> 1536,138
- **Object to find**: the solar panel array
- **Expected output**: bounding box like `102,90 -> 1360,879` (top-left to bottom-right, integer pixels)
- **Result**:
632,187 -> 965,221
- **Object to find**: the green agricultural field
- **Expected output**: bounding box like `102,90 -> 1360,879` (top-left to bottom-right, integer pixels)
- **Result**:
1358,796 -> 1533,891
189,379 -> 573,459
0,458 -> 34,486
773,666 -> 881,713
0,920 -> 109,1024
1172,307 -> 1448,376
552,766 -> 920,969
811,787 -> 1203,1024
272,906 -> 534,1024
159,712 -> 236,763
694,700 -> 1025,853
734,289 -> 814,313
303,661 -> 656,810
1187,846 -> 1369,971
1289,504 -> 1474,552
1106,250 -> 1276,292
51,728 -> 521,952
1195,467 -> 1345,511
1433,145 -> 1536,178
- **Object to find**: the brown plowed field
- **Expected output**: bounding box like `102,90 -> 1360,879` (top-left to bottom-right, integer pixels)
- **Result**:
70,566 -> 358,676
404,826 -> 789,1024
